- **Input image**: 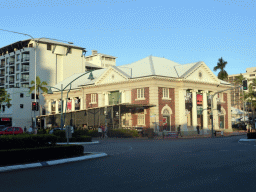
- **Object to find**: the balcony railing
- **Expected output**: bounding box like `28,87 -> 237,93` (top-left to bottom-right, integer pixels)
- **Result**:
21,78 -> 29,82
109,100 -> 120,105
0,83 -> 4,86
21,57 -> 30,62
9,71 -> 15,75
0,64 -> 5,68
9,81 -> 14,84
21,67 -> 29,72
0,74 -> 4,77
9,61 -> 15,65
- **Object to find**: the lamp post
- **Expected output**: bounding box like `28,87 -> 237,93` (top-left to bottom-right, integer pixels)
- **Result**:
47,71 -> 94,134
0,29 -> 74,130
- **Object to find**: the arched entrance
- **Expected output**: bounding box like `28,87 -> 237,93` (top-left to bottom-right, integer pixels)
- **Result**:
161,105 -> 172,131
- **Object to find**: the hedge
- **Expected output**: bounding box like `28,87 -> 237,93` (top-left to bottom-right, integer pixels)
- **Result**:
107,129 -> 139,138
87,130 -> 98,137
0,135 -> 57,150
0,145 -> 84,166
247,132 -> 256,139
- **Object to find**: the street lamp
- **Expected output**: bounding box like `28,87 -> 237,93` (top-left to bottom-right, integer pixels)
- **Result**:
47,71 -> 94,131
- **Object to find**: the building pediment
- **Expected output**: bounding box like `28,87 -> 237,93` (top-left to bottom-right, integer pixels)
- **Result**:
95,66 -> 129,85
182,62 -> 220,84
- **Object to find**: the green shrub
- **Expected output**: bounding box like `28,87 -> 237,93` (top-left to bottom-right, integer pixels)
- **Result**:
0,135 -> 57,150
37,129 -> 46,134
247,132 -> 256,139
0,145 -> 84,166
72,129 -> 88,138
87,129 -> 98,137
107,129 -> 136,138
53,130 -> 66,138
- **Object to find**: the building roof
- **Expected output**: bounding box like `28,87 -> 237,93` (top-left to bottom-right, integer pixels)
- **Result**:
85,62 -> 103,69
51,55 -> 231,92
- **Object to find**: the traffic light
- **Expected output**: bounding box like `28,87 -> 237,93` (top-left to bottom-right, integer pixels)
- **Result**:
32,102 -> 39,111
243,80 -> 248,90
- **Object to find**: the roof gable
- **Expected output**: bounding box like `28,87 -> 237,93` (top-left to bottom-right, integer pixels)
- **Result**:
95,66 -> 129,85
182,62 -> 220,83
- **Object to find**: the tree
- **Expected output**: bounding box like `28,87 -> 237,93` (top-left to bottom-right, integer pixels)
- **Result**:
0,88 -> 12,109
29,76 -> 48,114
213,57 -> 228,80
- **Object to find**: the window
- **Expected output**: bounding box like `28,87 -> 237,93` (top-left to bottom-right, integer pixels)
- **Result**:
16,54 -> 20,61
2,105 -> 5,112
67,48 -> 72,54
6,76 -> 8,82
91,94 -> 97,103
250,74 -> 255,77
47,44 -> 51,51
137,88 -> 145,99
20,104 -> 23,108
16,73 -> 19,81
29,43 -> 33,47
162,88 -> 169,98
16,83 -> 19,88
16,64 -> 20,71
137,114 -> 145,125
20,93 -> 23,98
31,93 -> 39,99
6,67 -> 8,74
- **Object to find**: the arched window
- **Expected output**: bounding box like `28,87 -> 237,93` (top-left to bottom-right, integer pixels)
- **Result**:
163,109 -> 169,115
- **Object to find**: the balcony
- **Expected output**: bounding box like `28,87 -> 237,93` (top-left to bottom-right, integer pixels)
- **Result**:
21,57 -> 30,62
21,67 -> 29,72
9,71 -> 15,75
9,61 -> 15,65
9,81 -> 14,84
0,83 -> 4,86
0,64 -> 4,68
0,74 -> 5,77
21,78 -> 29,82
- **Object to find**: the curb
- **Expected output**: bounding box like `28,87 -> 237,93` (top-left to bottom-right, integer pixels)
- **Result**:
239,139 -> 256,142
0,152 -> 107,173
56,141 -> 100,145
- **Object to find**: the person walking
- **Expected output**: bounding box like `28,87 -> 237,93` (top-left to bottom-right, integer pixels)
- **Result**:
177,125 -> 182,137
98,126 -> 102,138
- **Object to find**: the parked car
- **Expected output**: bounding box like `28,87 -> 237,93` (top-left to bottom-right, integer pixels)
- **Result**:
0,127 -> 23,135
49,127 -> 74,134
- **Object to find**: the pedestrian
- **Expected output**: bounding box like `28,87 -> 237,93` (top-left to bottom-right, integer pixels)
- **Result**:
24,126 -> 27,133
177,125 -> 182,137
196,126 -> 200,134
28,126 -> 33,134
98,126 -> 102,138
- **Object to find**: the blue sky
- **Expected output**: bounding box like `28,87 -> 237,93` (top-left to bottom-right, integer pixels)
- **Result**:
0,0 -> 255,76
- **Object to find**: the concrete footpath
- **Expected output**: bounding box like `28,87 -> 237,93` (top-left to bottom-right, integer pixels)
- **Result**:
0,141 -> 107,173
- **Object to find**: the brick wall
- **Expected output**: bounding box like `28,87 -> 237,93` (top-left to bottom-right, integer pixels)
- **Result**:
158,88 -> 175,131
222,93 -> 228,129
131,87 -> 150,127
86,94 -> 98,108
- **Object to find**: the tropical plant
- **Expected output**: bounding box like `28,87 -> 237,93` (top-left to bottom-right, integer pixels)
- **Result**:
0,88 -> 11,108
29,76 -> 48,114
234,74 -> 245,85
213,57 -> 228,80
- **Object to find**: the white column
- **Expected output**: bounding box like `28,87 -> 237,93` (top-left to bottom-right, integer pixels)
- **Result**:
80,97 -> 83,110
71,97 -> 75,111
48,100 -> 51,114
202,90 -> 208,131
179,89 -> 188,131
120,90 -> 126,103
55,100 -> 59,114
213,94 -> 219,130
104,92 -> 109,106
191,89 -> 198,131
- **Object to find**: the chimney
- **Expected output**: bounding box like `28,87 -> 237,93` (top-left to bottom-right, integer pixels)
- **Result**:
92,50 -> 97,55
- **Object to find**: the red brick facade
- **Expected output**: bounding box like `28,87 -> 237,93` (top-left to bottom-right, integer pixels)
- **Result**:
86,93 -> 98,108
222,93 -> 228,129
158,88 -> 175,131
131,87 -> 150,127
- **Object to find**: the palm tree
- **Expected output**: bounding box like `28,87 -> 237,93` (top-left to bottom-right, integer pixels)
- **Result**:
29,76 -> 48,114
213,57 -> 228,80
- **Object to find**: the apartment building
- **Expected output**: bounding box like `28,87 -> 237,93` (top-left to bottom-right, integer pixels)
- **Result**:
41,56 -> 233,135
0,39 -> 103,128
228,67 -> 256,111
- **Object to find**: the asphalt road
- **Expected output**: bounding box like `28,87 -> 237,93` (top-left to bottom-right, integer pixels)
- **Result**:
1,135 -> 255,192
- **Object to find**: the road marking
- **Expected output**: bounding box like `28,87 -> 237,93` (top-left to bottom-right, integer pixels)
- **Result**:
219,150 -> 228,151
